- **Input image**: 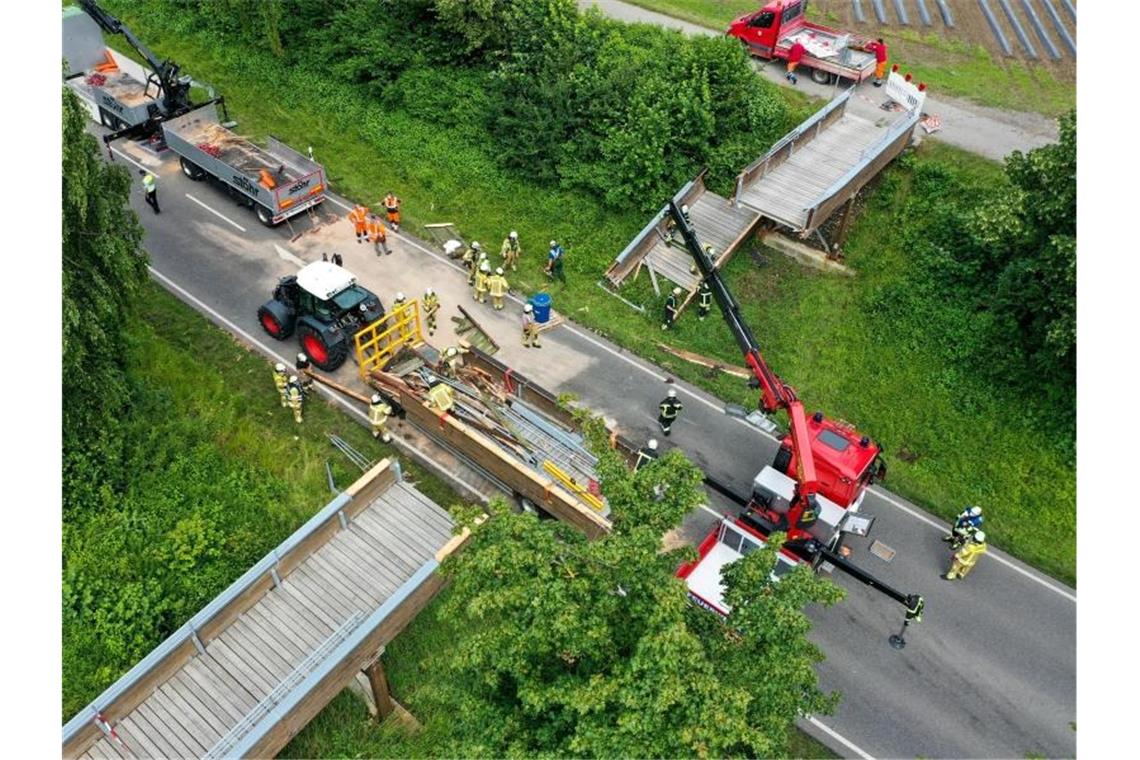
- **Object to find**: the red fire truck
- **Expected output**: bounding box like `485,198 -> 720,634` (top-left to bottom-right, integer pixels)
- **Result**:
666,199 -> 922,627
727,0 -> 877,84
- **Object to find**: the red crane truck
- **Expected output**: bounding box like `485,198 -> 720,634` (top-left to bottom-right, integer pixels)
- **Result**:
727,0 -> 877,84
667,200 -> 922,629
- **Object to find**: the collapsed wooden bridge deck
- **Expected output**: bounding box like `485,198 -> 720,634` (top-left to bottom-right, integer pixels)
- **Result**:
63,460 -> 464,760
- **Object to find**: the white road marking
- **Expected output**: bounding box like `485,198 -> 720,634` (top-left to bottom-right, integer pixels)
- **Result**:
109,146 -> 150,172
806,716 -> 875,760
184,193 -> 247,232
329,189 -> 1081,603
146,266 -> 489,503
699,504 -> 722,519
274,243 -> 307,269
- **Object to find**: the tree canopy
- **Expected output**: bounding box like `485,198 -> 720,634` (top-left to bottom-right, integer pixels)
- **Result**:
62,88 -> 148,515
426,414 -> 843,757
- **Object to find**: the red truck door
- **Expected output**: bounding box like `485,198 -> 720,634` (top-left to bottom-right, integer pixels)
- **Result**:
735,8 -> 780,56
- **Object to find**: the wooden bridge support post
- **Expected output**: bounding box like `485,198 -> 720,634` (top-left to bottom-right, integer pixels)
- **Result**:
831,195 -> 857,257
365,652 -> 394,721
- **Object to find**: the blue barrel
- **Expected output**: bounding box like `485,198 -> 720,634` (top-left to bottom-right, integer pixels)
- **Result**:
531,292 -> 552,323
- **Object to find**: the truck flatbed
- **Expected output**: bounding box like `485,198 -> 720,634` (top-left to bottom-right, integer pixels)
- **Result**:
174,120 -> 306,184
93,69 -> 155,107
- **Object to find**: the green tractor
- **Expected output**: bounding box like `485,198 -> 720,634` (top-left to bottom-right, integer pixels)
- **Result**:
257,261 -> 385,371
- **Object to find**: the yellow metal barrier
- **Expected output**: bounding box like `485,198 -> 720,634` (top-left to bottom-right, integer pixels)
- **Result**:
355,299 -> 424,380
542,461 -> 606,513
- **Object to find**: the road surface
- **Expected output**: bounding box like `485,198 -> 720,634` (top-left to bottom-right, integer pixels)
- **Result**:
579,0 -> 1061,162
100,131 -> 1075,759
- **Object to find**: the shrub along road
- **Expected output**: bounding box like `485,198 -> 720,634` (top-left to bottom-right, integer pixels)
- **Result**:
100,126 -> 1075,758
579,0 -> 1060,161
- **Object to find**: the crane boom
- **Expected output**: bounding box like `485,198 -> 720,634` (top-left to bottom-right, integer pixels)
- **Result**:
667,200 -> 819,500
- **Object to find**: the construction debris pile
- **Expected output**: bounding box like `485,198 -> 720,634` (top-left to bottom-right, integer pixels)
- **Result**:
369,347 -> 609,517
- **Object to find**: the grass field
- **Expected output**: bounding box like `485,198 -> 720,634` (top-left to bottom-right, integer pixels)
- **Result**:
622,0 -> 1075,116
100,2 -> 1075,587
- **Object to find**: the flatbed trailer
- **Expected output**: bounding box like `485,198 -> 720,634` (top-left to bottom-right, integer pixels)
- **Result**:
162,101 -> 327,227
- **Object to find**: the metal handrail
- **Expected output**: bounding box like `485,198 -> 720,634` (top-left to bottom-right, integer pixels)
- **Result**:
203,612 -> 366,759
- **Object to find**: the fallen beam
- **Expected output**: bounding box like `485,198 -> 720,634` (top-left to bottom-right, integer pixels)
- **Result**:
304,369 -> 372,404
656,342 -> 752,380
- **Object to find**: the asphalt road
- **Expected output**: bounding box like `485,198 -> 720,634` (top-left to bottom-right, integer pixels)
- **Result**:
101,131 -> 1075,759
578,0 -> 1061,162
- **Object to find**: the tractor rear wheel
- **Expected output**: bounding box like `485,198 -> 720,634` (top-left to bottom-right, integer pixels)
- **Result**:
298,325 -> 349,371
257,301 -> 294,340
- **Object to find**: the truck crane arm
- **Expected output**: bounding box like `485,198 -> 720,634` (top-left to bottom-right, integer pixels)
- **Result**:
667,200 -> 819,498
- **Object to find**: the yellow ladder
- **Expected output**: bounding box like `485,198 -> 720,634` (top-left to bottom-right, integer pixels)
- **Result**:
542,461 -> 605,513
355,300 -> 424,381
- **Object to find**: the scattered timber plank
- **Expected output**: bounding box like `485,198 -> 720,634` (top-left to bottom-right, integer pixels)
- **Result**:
304,369 -> 372,404
536,310 -> 565,333
455,305 -> 500,353
656,343 -> 752,379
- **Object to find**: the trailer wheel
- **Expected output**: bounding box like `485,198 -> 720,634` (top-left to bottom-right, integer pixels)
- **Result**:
298,325 -> 349,371
180,157 -> 206,180
255,205 -> 276,227
810,68 -> 834,85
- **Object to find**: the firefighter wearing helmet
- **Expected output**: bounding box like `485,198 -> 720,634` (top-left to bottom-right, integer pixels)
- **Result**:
634,438 -> 660,471
488,266 -> 509,310
658,387 -> 683,437
944,529 -> 988,581
501,230 -> 521,271
522,302 -> 541,348
945,505 -> 985,549
369,393 -> 393,442
272,362 -> 289,408
663,286 -> 683,331
423,287 -> 440,336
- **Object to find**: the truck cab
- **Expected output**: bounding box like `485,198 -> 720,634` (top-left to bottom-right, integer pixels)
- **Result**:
729,0 -> 808,54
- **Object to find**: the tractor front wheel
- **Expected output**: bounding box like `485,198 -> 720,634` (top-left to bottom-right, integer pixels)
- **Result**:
298,325 -> 349,371
257,301 -> 294,340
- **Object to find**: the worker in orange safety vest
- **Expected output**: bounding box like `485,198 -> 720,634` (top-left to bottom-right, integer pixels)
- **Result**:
366,213 -> 389,256
383,192 -> 402,231
348,204 -> 368,243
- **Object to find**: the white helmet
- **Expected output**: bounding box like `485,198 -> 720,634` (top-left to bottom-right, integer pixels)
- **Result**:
648,438 -> 658,450
472,241 -> 481,250
496,267 -> 504,275
524,303 -> 533,313
973,530 -> 986,543
446,346 -> 457,357
275,362 -> 286,372
288,375 -> 299,383
681,203 -> 689,214
297,352 -> 308,363
549,239 -> 557,247
395,291 -> 405,301
509,230 -> 518,239
481,261 -> 491,272
425,287 -> 434,296
672,287 -> 682,296
371,393 -> 382,404
667,388 -> 677,398
969,506 -> 983,517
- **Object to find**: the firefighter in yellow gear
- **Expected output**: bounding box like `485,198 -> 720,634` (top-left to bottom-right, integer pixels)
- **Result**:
463,242 -> 482,285
273,363 -> 289,407
500,230 -> 521,271
426,374 -> 454,413
295,353 -> 315,395
441,345 -> 465,376
521,303 -> 542,348
423,287 -> 439,336
369,393 -> 393,442
286,376 -> 305,423
488,267 -> 509,310
944,531 -> 988,581
474,261 -> 491,303
392,292 -> 407,313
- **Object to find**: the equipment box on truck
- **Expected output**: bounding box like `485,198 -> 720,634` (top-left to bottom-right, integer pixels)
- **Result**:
728,0 -> 876,84
162,101 -> 327,226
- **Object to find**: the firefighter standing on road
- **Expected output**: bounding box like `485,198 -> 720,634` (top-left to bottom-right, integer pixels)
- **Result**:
139,169 -> 160,214
464,242 -> 482,285
501,230 -> 521,271
423,287 -> 440,336
383,192 -> 402,230
943,531 -> 988,581
658,388 -> 683,437
286,375 -> 305,423
348,204 -> 368,243
272,362 -> 289,408
944,506 -> 984,549
295,353 -> 314,396
521,303 -> 542,348
634,439 -> 660,471
662,287 -> 682,330
367,213 -> 390,256
475,261 -> 491,303
369,393 -> 393,442
488,267 -> 509,310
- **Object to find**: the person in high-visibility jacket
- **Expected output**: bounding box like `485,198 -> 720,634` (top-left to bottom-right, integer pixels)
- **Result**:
366,213 -> 390,256
139,169 -> 160,214
488,267 -> 509,310
369,393 -> 393,442
474,261 -> 491,303
272,362 -> 289,408
441,346 -> 466,377
944,531 -> 988,581
634,439 -> 660,471
286,376 -> 305,423
348,204 -> 369,243
463,242 -> 482,285
423,287 -> 440,336
383,192 -> 401,230
944,505 -> 984,549
426,374 -> 454,413
521,303 -> 542,348
658,388 -> 683,436
295,353 -> 314,395
662,287 -> 682,330
697,278 -> 712,321
865,37 -> 889,86
500,230 -> 521,271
